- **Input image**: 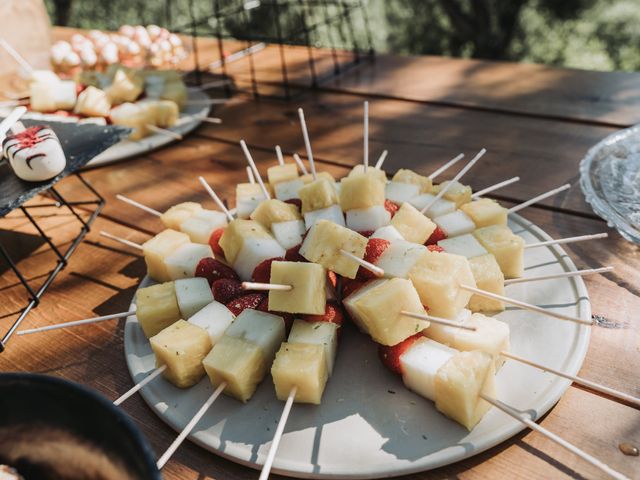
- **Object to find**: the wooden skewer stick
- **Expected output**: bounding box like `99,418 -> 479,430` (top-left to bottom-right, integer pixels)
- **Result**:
247,166 -> 256,184
480,394 -> 630,480
17,310 -> 136,335
298,108 -> 317,180
180,114 -> 223,125
459,285 -> 592,326
400,311 -> 477,331
0,106 -> 27,142
240,140 -> 271,200
198,176 -> 235,222
508,183 -> 570,214
504,266 -> 613,285
375,150 -> 388,170
339,249 -> 384,277
500,351 -> 640,407
524,232 -> 608,250
116,194 -> 162,217
113,365 -> 167,406
146,124 -> 183,140
258,386 -> 297,480
422,148 -> 486,214
275,145 -> 285,166
472,176 -> 520,199
363,101 -> 369,173
156,382 -> 227,469
428,153 -> 464,180
0,38 -> 33,74
293,153 -> 308,175
242,282 -> 293,291
99,231 -> 143,250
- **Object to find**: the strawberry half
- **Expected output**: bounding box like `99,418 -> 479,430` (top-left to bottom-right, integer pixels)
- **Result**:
285,244 -> 306,262
357,230 -> 375,238
427,244 -> 444,253
302,300 -> 344,327
357,238 -> 390,280
251,257 -> 284,283
208,227 -> 226,258
384,199 -> 400,217
226,293 -> 266,316
425,226 -> 447,245
195,257 -> 239,286
378,334 -> 422,376
211,278 -> 243,304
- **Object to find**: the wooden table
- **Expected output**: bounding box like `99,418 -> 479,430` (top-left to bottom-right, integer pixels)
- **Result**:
1,29 -> 639,479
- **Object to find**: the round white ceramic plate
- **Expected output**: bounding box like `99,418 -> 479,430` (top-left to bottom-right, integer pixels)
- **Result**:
123,213 -> 591,479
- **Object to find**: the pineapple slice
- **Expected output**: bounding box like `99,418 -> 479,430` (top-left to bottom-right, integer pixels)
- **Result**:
432,180 -> 472,207
164,243 -> 213,280
110,102 -> 152,140
299,220 -> 367,278
344,278 -> 429,346
188,300 -> 235,344
136,281 -> 180,338
271,343 -> 328,404
267,164 -> 298,187
236,182 -> 269,219
473,225 -> 524,278
150,320 -> 212,388
142,229 -> 190,282
299,178 -> 339,214
339,174 -> 385,211
438,234 -> 488,259
160,202 -> 202,230
347,164 -> 387,183
468,254 -> 505,312
105,69 -> 144,104
435,350 -> 496,430
219,219 -> 272,265
174,277 -> 214,319
139,99 -> 179,127
179,209 -> 228,244
300,171 -> 335,184
391,202 -> 436,244
288,319 -> 338,374
460,198 -> 508,228
268,261 -> 326,314
408,251 -> 476,319
250,199 -> 301,229
392,169 -> 432,193
74,86 -> 112,117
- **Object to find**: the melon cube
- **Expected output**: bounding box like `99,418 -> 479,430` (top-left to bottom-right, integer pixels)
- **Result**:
460,198 -> 508,228
232,237 -> 286,281
473,225 -> 524,278
409,194 -> 456,219
339,175 -> 385,211
343,278 -> 429,346
303,204 -> 345,229
434,210 -> 476,238
408,251 -> 476,319
165,243 -> 213,280
179,209 -> 228,245
271,343 -> 328,404
288,319 -> 338,374
468,254 -> 505,312
136,281 -> 180,338
142,229 -> 190,282
219,219 -> 272,264
438,234 -> 488,259
371,225 -> 405,243
74,86 -> 111,117
268,261 -> 326,315
161,202 -> 202,230
386,181 -> 421,205
347,164 -> 387,183
400,337 -> 455,401
110,102 -> 151,140
267,164 -> 298,187
105,69 -> 144,105
30,80 -> 77,112
299,179 -> 338,214
432,180 -> 472,207
391,202 -> 436,244
150,320 -> 212,388
392,169 -> 432,193
299,220 -> 367,278
250,199 -> 301,229
175,277 -> 214,319
188,300 -> 235,344
435,350 -> 496,430
376,240 -> 426,278
275,178 -> 304,201
236,183 -> 269,219
272,220 -> 305,249
346,205 -> 391,232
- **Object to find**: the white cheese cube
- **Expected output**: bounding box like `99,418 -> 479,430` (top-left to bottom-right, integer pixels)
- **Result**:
188,300 -> 235,344
175,277 -> 214,318
401,337 -> 455,401
371,225 -> 405,243
165,243 -> 213,280
376,240 -> 426,278
179,209 -> 228,244
409,194 -> 456,218
232,237 -> 286,281
271,220 -> 305,249
434,210 -> 476,238
438,234 -> 488,259
288,319 -> 339,374
275,178 -> 304,201
386,181 -> 420,205
303,204 -> 345,229
346,205 -> 391,232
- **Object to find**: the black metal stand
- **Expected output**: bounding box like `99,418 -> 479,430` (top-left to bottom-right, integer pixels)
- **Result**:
0,173 -> 104,352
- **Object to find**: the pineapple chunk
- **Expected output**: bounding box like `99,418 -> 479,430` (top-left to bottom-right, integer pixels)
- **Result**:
432,181 -> 472,207
434,350 -> 496,430
219,219 -> 272,265
139,99 -> 179,127
179,210 -> 228,244
150,320 -> 212,388
391,202 -> 436,244
344,278 -> 429,346
269,261 -> 326,314
250,199 -> 301,229
339,175 -> 385,211
271,343 -> 328,404
299,220 -> 367,278
161,202 -> 202,230
473,225 -> 524,278
299,179 -> 338,214
105,69 -> 144,104
74,86 -> 112,117
236,182 -> 269,219
136,281 -> 180,338
300,171 -> 335,184
110,102 -> 152,140
142,229 -> 190,282
468,254 -> 505,312
347,164 -> 387,183
267,164 -> 298,187
174,277 -> 214,319
408,251 -> 476,319
288,319 -> 338,374
460,198 -> 508,228
392,169 -> 432,193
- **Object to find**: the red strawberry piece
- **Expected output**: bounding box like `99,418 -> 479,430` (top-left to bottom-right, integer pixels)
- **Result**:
284,198 -> 302,209
357,238 -> 390,280
251,257 -> 284,283
302,300 -> 344,327
208,227 -> 226,258
425,226 -> 447,245
384,199 -> 400,217
378,334 -> 422,375
257,297 -> 294,332
195,257 -> 239,286
285,244 -> 306,262
357,230 -> 375,238
211,278 -> 243,304
226,293 -> 266,316
327,270 -> 338,290
427,244 -> 444,253
342,278 -> 366,299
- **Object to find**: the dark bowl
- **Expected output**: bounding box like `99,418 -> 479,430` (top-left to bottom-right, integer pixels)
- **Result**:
0,373 -> 161,480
